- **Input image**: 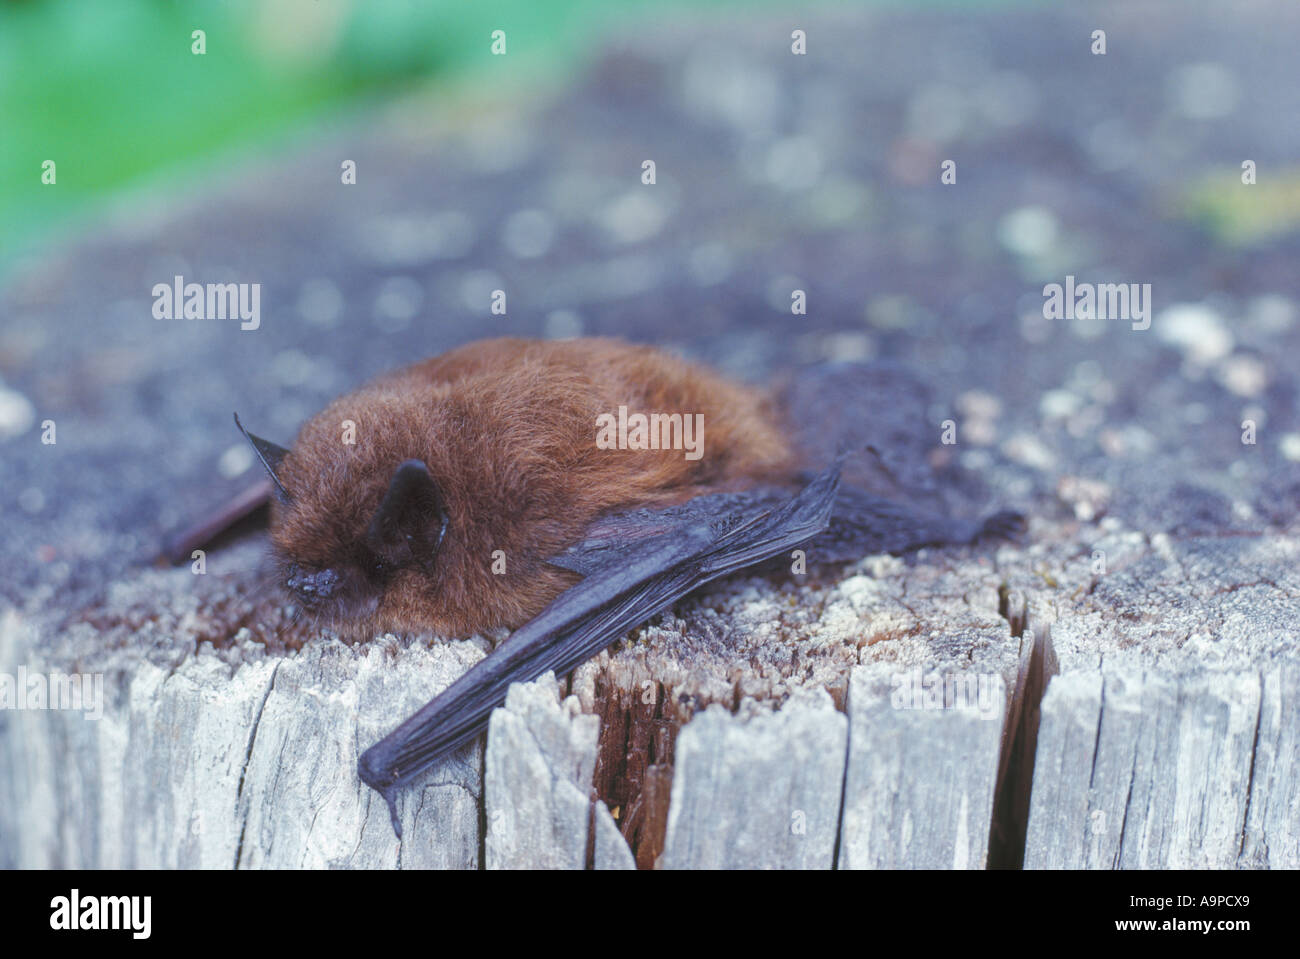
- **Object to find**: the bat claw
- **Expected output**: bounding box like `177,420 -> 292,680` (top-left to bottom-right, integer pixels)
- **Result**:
359,744 -> 404,838
384,789 -> 402,840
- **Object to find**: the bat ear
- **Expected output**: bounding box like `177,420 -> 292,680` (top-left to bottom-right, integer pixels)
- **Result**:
366,459 -> 449,572
233,412 -> 292,503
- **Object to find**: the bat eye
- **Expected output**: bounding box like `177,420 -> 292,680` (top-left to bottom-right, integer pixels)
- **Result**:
363,554 -> 396,583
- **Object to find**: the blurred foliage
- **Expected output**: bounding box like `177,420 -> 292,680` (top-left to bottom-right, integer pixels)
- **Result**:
0,0 -> 1012,266
1180,169 -> 1300,247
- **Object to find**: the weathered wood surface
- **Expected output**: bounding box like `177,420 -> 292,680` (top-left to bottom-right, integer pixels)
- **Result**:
1,523 -> 1297,868
1024,670 -> 1269,870
0,537 -> 1031,869
1019,532 -> 1300,869
484,672 -> 632,870
0,579 -> 485,869
838,666 -> 1006,870
661,689 -> 846,869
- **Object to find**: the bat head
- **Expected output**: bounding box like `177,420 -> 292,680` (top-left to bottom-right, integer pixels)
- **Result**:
279,458 -> 449,624
230,336 -> 794,641
235,414 -> 459,636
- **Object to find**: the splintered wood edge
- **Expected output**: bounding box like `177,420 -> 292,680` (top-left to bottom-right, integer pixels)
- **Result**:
4,516 -> 1299,868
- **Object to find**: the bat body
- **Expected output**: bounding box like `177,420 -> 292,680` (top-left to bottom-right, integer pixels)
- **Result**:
264,338 -> 794,640
201,337 -> 1021,836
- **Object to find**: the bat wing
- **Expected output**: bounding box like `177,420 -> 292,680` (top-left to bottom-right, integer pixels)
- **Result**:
809,485 -> 1025,562
358,462 -> 844,836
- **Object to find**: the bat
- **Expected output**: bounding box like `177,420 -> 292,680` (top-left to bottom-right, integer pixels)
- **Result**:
170,337 -> 1023,836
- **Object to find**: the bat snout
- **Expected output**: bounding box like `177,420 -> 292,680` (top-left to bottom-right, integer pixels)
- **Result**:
286,565 -> 341,604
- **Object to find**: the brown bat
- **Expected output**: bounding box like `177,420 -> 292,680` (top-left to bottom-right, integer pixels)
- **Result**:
174,336 -> 1022,835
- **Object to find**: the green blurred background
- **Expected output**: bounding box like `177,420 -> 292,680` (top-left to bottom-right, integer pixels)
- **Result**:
0,0 -> 1018,270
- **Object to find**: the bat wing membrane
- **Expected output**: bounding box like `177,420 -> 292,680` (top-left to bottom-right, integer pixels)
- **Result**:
808,485 -> 1024,562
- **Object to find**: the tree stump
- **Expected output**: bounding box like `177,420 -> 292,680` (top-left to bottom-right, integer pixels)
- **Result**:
3,3 -> 1299,869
